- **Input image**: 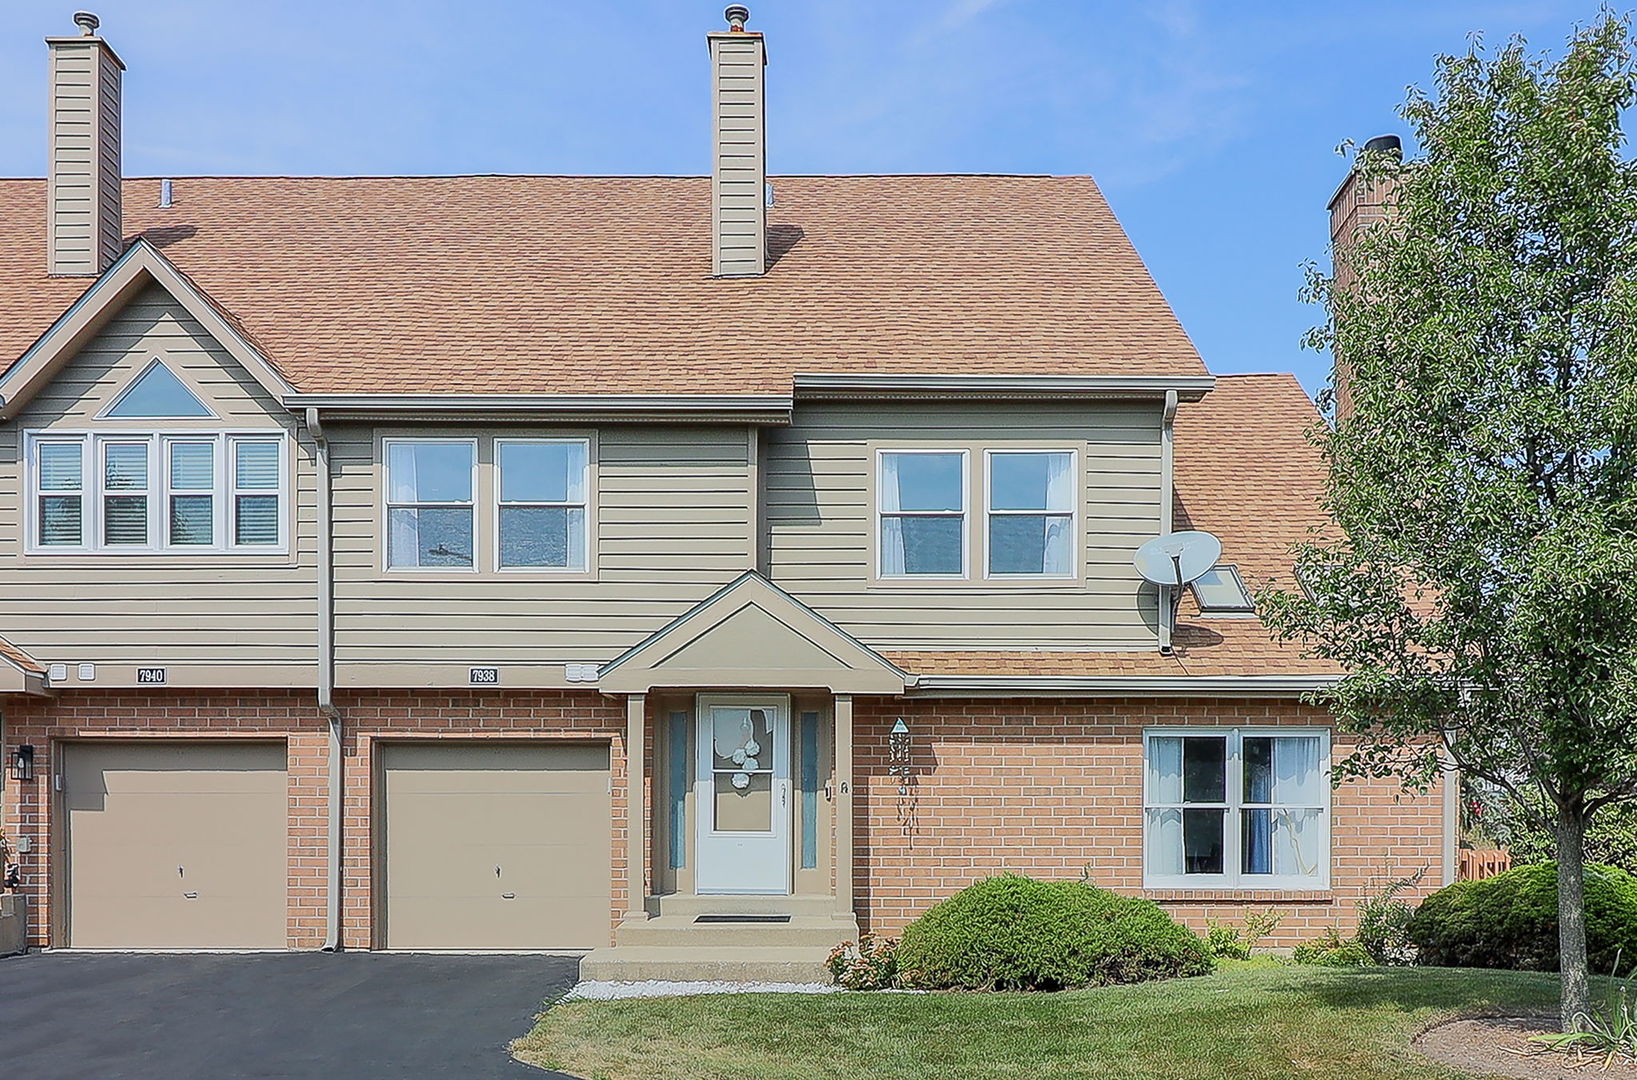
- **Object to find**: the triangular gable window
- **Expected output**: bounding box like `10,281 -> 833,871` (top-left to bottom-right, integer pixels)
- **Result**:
103,360 -> 215,419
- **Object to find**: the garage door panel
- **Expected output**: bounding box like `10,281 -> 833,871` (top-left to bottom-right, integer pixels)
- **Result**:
65,742 -> 287,949
382,742 -> 611,950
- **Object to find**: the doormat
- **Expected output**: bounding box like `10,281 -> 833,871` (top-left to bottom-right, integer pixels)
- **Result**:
693,914 -> 793,923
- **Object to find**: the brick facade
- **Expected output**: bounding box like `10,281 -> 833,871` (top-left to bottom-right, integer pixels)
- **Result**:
0,689 -> 627,949
851,696 -> 1448,948
1,690 -> 1444,952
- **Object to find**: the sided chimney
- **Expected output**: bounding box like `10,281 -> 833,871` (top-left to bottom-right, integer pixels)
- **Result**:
46,11 -> 124,276
1325,134 -> 1400,421
707,5 -> 767,277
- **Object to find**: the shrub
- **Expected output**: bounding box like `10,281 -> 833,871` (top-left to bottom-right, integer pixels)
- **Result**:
1407,861 -> 1637,972
1292,928 -> 1373,967
826,934 -> 898,990
894,874 -> 1213,991
1205,922 -> 1250,960
1355,868 -> 1424,965
1205,910 -> 1284,960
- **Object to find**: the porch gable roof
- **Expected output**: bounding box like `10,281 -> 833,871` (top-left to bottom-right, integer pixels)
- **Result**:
598,572 -> 910,695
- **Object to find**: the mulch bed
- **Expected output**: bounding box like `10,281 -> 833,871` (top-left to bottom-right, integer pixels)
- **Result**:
1415,1016 -> 1637,1078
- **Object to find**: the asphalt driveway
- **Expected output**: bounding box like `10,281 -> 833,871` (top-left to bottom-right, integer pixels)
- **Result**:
2,951 -> 581,1079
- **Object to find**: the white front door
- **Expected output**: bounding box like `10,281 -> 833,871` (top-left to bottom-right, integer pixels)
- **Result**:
695,695 -> 791,894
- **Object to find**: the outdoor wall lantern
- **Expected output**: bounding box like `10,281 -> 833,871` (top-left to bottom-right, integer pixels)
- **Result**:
888,719 -> 912,794
10,744 -> 34,783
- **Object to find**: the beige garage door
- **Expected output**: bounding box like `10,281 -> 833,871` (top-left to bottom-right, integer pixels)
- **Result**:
65,742 -> 287,949
382,742 -> 612,950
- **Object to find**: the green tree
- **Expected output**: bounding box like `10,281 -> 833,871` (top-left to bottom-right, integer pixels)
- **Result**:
1263,14 -> 1637,1030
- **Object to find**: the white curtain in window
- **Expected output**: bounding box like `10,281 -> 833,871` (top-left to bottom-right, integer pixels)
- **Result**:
563,444 -> 587,503
1044,452 -> 1072,510
565,507 -> 586,569
1147,737 -> 1183,803
387,444 -> 420,504
389,510 -> 420,567
1147,809 -> 1184,876
1273,737 -> 1323,805
879,454 -> 903,512
879,454 -> 907,575
1273,808 -> 1324,878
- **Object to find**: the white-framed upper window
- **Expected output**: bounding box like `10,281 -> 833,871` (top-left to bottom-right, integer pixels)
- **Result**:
1143,728 -> 1330,890
24,431 -> 287,554
384,438 -> 477,570
495,438 -> 589,571
985,450 -> 1076,578
877,449 -> 968,578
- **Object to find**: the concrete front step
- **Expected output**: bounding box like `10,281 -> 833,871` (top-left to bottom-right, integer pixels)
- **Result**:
616,913 -> 855,949
580,945 -> 834,983
651,893 -> 838,918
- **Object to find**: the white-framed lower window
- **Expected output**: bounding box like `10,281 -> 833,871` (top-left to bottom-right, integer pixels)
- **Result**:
495,438 -> 589,571
24,431 -> 288,554
985,449 -> 1076,577
1143,728 -> 1331,890
877,448 -> 968,578
384,438 -> 477,570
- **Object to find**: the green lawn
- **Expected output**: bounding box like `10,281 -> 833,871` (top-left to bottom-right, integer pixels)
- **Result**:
511,962 -> 1571,1080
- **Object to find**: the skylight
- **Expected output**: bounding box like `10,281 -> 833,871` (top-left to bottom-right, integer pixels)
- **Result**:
104,360 -> 214,419
1191,565 -> 1255,613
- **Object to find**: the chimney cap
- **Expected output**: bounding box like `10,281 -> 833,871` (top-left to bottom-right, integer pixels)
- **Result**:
1362,133 -> 1402,156
72,11 -> 100,35
724,5 -> 750,30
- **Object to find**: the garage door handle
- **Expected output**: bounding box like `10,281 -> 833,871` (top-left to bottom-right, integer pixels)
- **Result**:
501,892 -> 516,900
183,891 -> 199,899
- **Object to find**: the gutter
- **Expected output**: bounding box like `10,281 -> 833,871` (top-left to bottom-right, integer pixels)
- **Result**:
305,408 -> 343,953
793,373 -> 1216,402
1157,389 -> 1178,655
282,393 -> 793,425
908,674 -> 1341,697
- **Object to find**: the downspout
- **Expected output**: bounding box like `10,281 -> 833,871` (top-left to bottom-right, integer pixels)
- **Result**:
1157,390 -> 1178,654
305,407 -> 343,952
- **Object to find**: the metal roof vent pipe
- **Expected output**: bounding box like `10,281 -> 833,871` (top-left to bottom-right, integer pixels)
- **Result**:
159,179 -> 173,209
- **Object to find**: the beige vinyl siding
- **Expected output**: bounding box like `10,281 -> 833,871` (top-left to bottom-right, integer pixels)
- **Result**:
0,285 -> 318,674
330,423 -> 754,667
47,37 -> 121,275
765,401 -> 1164,648
709,33 -> 765,277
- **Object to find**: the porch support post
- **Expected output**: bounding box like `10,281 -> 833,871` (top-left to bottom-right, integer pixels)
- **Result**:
626,693 -> 647,919
834,693 -> 854,919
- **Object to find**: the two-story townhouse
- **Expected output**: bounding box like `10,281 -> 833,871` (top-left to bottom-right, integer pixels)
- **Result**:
0,9 -> 1450,976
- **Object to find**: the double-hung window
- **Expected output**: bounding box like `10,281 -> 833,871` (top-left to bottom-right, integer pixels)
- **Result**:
25,432 -> 287,554
385,439 -> 476,569
496,439 -> 589,570
986,450 -> 1075,577
877,450 -> 966,577
1144,729 -> 1330,889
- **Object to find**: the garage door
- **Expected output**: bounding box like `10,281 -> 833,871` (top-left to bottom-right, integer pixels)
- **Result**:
65,742 -> 287,949
382,742 -> 611,950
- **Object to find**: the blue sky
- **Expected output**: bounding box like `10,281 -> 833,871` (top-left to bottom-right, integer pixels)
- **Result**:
0,1 -> 1609,394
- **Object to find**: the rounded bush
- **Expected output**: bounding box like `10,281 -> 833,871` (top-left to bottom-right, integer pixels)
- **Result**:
894,874 -> 1213,991
1408,862 -> 1637,972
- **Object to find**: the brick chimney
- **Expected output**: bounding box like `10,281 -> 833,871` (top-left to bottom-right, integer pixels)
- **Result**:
46,12 -> 124,277
1326,134 -> 1399,421
707,5 -> 767,277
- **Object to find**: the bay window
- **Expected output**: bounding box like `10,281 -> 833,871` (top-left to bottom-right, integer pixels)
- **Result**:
878,450 -> 966,577
26,432 -> 286,554
1144,728 -> 1330,889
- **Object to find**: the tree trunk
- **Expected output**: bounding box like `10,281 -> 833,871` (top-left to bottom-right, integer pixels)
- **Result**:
1556,803 -> 1592,1031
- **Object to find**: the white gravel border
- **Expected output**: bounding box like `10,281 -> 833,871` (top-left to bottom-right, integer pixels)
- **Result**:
560,979 -> 842,1000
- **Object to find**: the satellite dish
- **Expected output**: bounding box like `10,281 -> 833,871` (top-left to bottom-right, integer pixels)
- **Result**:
1133,530 -> 1222,588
